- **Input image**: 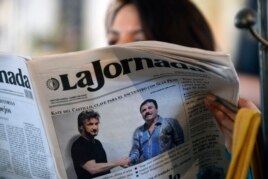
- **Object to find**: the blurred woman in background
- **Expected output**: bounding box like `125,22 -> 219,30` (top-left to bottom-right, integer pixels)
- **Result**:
105,0 -> 215,50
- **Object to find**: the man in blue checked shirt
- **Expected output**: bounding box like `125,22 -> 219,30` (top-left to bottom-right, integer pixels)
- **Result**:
129,99 -> 184,165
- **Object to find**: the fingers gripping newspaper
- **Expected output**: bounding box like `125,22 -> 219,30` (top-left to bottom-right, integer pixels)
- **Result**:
0,41 -> 239,179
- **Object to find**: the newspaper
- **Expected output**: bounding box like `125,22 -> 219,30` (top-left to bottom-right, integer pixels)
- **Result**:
0,41 -> 239,179
0,53 -> 57,178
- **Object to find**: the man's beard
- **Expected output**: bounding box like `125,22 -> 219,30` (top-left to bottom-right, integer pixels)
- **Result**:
85,130 -> 98,138
145,112 -> 151,118
144,112 -> 156,121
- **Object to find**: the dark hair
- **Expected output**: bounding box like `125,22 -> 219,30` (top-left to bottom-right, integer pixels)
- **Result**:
77,110 -> 100,133
140,99 -> 158,112
105,0 -> 215,51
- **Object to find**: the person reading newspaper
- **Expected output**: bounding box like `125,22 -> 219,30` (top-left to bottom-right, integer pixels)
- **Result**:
71,110 -> 129,179
105,0 -> 262,147
128,99 -> 184,164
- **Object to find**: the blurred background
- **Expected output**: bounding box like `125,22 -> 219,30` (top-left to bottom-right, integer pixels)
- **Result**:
0,0 -> 248,59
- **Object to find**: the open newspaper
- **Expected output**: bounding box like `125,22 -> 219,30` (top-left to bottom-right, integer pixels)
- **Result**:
0,41 -> 239,179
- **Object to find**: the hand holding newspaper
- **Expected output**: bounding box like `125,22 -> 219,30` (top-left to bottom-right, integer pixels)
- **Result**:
0,41 -> 239,179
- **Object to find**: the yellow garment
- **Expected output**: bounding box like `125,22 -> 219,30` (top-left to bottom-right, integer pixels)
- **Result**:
226,108 -> 262,179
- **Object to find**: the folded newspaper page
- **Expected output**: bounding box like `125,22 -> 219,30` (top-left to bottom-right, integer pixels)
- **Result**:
1,41 -> 239,179
0,53 -> 57,179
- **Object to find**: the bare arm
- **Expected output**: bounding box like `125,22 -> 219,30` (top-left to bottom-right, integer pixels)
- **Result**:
82,157 -> 129,175
204,94 -> 259,153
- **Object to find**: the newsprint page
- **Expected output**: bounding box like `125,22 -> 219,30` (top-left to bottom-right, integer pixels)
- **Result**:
0,54 -> 57,179
0,41 -> 239,179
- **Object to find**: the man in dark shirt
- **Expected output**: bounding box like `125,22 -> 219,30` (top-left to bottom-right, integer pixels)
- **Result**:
71,110 -> 129,179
